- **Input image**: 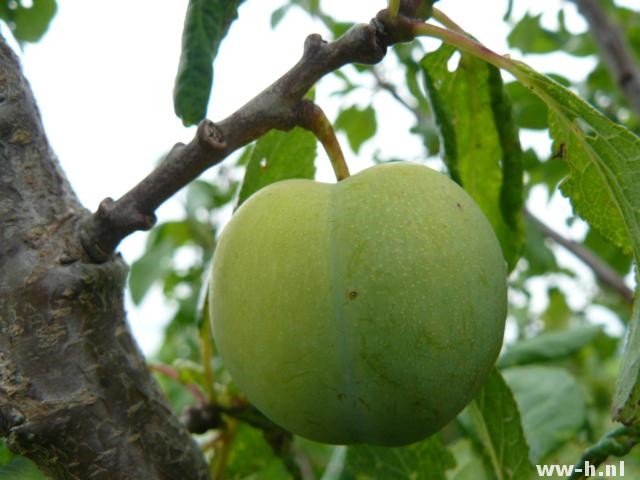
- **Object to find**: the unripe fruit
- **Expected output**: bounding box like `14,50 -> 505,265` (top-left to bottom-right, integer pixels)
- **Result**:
210,162 -> 507,446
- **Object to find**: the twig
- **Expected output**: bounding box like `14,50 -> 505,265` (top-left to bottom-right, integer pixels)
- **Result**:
573,0 -> 640,118
79,12 -> 420,262
568,426 -> 640,479
525,209 -> 634,305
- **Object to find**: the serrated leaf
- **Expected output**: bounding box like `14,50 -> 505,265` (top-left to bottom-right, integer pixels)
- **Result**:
174,0 -> 244,125
422,46 -> 524,271
467,369 -> 534,480
345,435 -> 455,480
236,127 -> 317,207
505,60 -> 640,425
334,105 -> 377,154
503,366 -> 587,462
498,325 -> 603,368
512,62 -> 640,259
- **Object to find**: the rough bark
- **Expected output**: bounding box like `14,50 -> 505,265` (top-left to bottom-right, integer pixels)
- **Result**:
0,35 -> 209,479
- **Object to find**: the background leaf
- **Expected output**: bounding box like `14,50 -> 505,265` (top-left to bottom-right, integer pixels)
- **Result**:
236,127 -> 317,207
0,0 -> 57,43
507,11 -> 593,57
502,366 -> 588,462
446,439 -> 492,480
498,325 -> 603,368
334,105 -> 377,154
174,0 -> 245,125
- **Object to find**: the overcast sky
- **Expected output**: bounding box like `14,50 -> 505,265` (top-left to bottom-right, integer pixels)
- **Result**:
9,0 -> 630,353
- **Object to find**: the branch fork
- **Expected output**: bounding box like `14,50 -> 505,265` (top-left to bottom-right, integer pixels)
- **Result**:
78,7 -> 426,262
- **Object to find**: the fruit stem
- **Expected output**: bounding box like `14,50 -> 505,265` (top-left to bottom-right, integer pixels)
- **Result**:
388,0 -> 401,17
298,100 -> 351,181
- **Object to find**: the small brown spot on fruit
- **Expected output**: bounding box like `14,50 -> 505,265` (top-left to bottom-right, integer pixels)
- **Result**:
456,202 -> 462,210
348,290 -> 358,300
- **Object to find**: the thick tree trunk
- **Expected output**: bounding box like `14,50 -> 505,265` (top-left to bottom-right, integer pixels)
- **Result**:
0,35 -> 209,479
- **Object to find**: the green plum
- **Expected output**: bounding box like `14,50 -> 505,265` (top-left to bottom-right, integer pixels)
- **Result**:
210,161 -> 507,446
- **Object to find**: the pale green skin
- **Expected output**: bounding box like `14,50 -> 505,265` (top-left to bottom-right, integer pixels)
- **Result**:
211,162 -> 507,446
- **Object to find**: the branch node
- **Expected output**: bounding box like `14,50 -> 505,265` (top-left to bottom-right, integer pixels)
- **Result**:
303,33 -> 326,58
197,119 -> 227,151
95,197 -> 116,219
182,404 -> 223,434
375,9 -> 420,46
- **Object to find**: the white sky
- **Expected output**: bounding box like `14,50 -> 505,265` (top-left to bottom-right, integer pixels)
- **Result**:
10,0 -> 636,353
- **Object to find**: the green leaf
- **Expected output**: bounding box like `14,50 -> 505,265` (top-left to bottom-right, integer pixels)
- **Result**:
503,366 -> 587,462
507,12 -> 593,57
236,127 -> 317,207
466,369 -> 534,480
270,4 -> 291,29
512,62 -> 640,258
0,0 -> 57,43
174,0 -> 244,125
224,424 -> 290,479
128,239 -> 174,305
0,456 -> 46,480
505,81 -> 548,130
422,46 -> 524,271
129,221 -> 200,304
498,325 -> 603,368
447,439 -> 492,480
334,105 -> 377,154
584,226 -> 633,276
506,61 -> 640,425
508,13 -> 559,54
522,213 -> 559,276
345,435 -> 455,480
541,287 -> 573,331
13,0 -> 56,43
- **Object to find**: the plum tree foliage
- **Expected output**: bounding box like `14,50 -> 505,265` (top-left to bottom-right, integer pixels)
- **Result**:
2,0 -> 640,479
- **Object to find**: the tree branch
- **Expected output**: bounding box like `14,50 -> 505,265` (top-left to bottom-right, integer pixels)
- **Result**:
573,0 -> 640,118
79,12 -> 422,262
0,33 -> 209,478
525,209 -> 634,305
